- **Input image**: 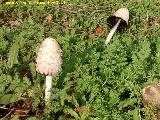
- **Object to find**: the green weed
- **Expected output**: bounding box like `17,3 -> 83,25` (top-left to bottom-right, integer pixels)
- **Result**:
0,0 -> 160,119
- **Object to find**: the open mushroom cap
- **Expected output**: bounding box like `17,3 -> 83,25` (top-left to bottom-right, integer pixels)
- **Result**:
114,8 -> 129,24
36,37 -> 62,76
107,8 -> 129,28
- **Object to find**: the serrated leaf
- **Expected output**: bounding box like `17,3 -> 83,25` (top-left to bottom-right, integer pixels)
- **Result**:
65,108 -> 79,119
0,94 -> 21,104
7,41 -> 19,68
133,109 -> 140,120
122,98 -> 137,108
10,115 -> 19,120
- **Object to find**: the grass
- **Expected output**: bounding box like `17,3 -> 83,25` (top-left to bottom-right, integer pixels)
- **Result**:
0,0 -> 160,119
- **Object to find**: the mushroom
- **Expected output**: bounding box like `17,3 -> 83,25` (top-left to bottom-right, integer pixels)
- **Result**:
142,84 -> 160,119
105,8 -> 129,45
36,37 -> 62,104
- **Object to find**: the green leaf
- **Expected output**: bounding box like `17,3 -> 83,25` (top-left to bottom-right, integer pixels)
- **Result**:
0,94 -> 21,104
27,117 -> 37,120
127,109 -> 140,120
10,115 -> 19,120
7,41 -> 19,68
65,108 -> 79,119
133,109 -> 140,120
120,98 -> 137,108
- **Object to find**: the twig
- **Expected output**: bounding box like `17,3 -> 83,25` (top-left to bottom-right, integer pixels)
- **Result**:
0,106 -> 10,110
0,108 -> 14,120
50,4 -> 107,15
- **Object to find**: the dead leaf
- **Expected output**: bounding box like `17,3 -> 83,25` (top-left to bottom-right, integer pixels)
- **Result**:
88,32 -> 95,41
74,105 -> 84,113
96,26 -> 104,33
43,14 -> 53,23
20,69 -> 32,78
13,108 -> 30,115
88,106 -> 94,113
147,17 -> 154,26
8,20 -> 20,27
74,105 -> 94,113
147,17 -> 160,26
35,109 -> 44,117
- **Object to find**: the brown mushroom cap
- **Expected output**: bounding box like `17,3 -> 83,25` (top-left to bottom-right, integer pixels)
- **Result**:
142,84 -> 160,105
36,37 -> 62,76
107,8 -> 129,29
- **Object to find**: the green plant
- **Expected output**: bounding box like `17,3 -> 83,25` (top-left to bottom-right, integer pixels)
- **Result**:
0,0 -> 160,119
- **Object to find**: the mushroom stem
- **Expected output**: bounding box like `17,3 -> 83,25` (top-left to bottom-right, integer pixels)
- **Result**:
45,75 -> 52,104
105,19 -> 121,45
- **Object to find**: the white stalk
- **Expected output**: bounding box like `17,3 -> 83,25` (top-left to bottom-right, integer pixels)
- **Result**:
45,75 -> 52,104
105,19 -> 121,45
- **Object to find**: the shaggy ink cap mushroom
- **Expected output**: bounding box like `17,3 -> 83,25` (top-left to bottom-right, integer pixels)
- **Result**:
107,8 -> 129,29
142,84 -> 160,119
105,8 -> 129,45
142,84 -> 160,105
36,37 -> 62,104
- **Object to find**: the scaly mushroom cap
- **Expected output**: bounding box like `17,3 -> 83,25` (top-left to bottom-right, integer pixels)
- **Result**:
114,8 -> 129,25
142,84 -> 160,105
36,37 -> 62,76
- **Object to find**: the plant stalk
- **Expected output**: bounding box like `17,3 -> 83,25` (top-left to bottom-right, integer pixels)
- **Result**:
45,75 -> 52,104
105,19 -> 121,45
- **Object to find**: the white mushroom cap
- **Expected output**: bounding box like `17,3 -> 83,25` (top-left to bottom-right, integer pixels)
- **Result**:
142,84 -> 160,105
36,37 -> 62,76
114,8 -> 129,25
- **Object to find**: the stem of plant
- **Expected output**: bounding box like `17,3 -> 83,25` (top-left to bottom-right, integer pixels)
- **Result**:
105,19 -> 121,45
45,75 -> 52,104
